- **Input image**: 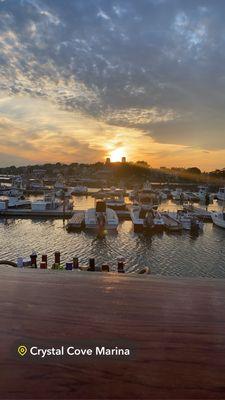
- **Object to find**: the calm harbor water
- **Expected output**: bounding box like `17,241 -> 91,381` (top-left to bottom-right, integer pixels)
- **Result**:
0,194 -> 225,278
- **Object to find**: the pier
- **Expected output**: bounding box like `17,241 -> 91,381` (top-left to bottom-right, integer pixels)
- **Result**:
0,268 -> 225,399
0,207 -> 73,218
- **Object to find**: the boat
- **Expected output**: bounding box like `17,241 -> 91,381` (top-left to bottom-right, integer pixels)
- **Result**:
196,186 -> 213,202
132,181 -> 159,210
184,192 -> 200,202
0,196 -> 31,210
216,188 -> 225,201
85,201 -> 119,231
71,186 -> 88,195
171,188 -> 183,201
159,190 -> 169,201
170,210 -> 204,231
31,193 -> 63,211
211,211 -> 225,229
92,187 -> 126,199
130,205 -> 164,232
104,195 -> 130,218
161,212 -> 182,231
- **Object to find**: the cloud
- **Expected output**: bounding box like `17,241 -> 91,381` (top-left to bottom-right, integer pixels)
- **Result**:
0,0 -> 225,169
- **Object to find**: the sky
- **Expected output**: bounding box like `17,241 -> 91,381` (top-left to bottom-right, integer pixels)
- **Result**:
0,0 -> 225,170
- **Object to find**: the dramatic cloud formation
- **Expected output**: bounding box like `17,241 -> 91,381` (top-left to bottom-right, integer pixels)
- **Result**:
0,0 -> 225,169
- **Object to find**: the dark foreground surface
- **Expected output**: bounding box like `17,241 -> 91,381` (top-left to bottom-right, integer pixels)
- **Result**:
0,268 -> 225,399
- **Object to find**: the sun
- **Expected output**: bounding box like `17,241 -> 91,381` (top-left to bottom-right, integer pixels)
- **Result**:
110,148 -> 126,162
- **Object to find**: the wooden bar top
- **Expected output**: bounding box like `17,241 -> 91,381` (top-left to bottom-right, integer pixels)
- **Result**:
0,268 -> 225,399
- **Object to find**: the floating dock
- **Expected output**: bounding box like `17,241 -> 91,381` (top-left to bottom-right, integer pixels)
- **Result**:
66,210 -> 85,230
0,207 -> 73,218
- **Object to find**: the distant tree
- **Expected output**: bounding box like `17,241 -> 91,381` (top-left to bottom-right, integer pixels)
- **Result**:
186,167 -> 202,175
136,161 -> 149,168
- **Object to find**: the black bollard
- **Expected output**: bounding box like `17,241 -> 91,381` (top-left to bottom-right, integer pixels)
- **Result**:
73,257 -> 79,269
102,264 -> 109,272
30,252 -> 37,268
42,254 -> 47,268
54,251 -> 60,265
118,261 -> 125,273
88,258 -> 95,271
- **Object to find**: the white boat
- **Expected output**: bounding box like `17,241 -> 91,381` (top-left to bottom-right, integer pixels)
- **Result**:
170,211 -> 204,231
105,196 -> 129,217
211,212 -> 225,229
8,196 -> 30,209
0,196 -> 31,210
133,181 -> 159,210
93,187 -> 126,198
71,186 -> 88,195
130,205 -> 164,232
216,188 -> 225,201
184,191 -> 200,202
85,201 -> 119,231
196,186 -> 213,202
171,188 -> 183,201
31,193 -> 62,211
159,191 -> 168,201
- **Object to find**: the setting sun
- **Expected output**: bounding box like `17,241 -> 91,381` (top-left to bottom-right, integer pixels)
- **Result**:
110,148 -> 126,162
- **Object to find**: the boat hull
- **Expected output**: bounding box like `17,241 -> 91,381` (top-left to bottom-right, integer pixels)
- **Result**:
211,213 -> 225,229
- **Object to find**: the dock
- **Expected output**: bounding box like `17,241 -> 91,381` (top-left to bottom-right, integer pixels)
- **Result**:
0,207 -> 73,218
1,268 -> 225,399
66,210 -> 85,230
183,205 -> 213,221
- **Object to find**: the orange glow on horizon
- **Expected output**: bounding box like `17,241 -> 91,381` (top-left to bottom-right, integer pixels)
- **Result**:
110,148 -> 126,162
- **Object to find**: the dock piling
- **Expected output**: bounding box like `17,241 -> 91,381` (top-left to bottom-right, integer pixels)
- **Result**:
118,260 -> 125,273
73,257 -> 79,269
101,264 -> 109,272
30,252 -> 37,268
88,258 -> 95,271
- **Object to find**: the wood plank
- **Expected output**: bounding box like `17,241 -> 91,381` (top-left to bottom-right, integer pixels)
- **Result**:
0,268 -> 225,399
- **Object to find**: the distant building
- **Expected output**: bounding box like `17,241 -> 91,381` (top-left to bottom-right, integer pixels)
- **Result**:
122,157 -> 126,163
105,157 -> 111,165
32,169 -> 47,177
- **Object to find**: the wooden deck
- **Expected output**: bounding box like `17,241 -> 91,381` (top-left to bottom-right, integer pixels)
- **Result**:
1,268 -> 225,399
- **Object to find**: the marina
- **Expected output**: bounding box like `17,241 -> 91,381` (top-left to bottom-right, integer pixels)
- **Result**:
0,191 -> 225,278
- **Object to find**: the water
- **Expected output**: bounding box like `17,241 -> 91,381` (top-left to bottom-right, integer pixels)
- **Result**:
0,195 -> 225,278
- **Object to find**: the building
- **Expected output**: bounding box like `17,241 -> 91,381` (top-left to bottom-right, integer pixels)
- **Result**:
122,157 -> 126,163
105,157 -> 111,165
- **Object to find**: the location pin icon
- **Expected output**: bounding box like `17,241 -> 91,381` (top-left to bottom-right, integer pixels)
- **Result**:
18,345 -> 28,356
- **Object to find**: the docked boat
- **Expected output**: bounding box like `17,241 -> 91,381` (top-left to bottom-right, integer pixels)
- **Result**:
171,188 -> 183,201
132,181 -> 159,210
71,186 -> 88,195
216,188 -> 225,201
211,211 -> 225,229
85,201 -> 119,231
130,205 -> 164,232
31,193 -> 63,211
170,210 -> 204,231
159,189 -> 170,201
197,186 -> 213,202
92,187 -> 126,199
184,191 -> 199,203
105,195 -> 130,218
0,195 -> 31,210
